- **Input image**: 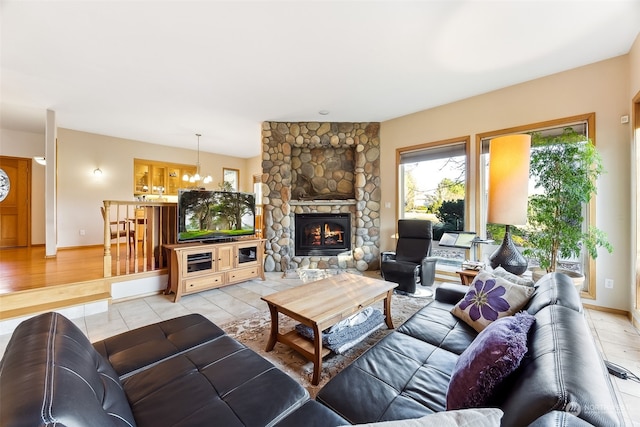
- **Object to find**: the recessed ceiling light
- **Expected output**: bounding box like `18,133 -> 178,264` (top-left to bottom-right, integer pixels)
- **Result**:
318,110 -> 330,116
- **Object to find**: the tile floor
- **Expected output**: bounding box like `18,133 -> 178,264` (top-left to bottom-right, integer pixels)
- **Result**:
0,272 -> 639,425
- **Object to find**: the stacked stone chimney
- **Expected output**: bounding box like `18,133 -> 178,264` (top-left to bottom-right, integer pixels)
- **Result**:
261,121 -> 381,272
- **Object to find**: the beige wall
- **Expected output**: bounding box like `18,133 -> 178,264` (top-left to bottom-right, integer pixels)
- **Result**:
381,55 -> 633,311
1,128 -> 46,245
55,128 -> 256,247
246,155 -> 263,189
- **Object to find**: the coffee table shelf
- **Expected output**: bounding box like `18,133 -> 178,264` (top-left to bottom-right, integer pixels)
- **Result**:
280,330 -> 332,361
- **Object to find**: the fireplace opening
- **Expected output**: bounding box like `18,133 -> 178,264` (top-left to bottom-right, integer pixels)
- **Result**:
295,213 -> 351,256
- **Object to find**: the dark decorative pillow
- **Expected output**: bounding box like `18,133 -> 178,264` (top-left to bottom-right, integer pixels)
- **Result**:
451,272 -> 534,332
446,311 -> 536,410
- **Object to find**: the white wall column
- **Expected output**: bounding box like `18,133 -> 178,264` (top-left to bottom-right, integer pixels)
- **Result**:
45,109 -> 57,257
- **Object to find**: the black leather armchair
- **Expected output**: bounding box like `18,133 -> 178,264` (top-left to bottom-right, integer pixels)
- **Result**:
380,219 -> 437,295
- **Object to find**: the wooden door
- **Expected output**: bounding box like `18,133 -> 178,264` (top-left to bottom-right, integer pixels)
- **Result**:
0,156 -> 30,248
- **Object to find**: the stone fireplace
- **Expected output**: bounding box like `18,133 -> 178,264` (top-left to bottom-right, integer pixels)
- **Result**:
261,121 -> 381,272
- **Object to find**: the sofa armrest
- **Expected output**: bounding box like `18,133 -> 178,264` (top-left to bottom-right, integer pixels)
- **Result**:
0,313 -> 137,427
435,282 -> 469,304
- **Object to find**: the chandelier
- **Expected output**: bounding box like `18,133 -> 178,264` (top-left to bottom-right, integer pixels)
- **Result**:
182,133 -> 212,184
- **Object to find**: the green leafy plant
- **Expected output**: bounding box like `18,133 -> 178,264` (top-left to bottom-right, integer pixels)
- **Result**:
523,128 -> 612,273
218,181 -> 234,192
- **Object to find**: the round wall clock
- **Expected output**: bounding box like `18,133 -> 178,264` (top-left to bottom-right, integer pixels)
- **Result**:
0,168 -> 10,202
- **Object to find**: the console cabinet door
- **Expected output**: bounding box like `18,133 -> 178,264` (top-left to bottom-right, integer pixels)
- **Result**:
216,245 -> 234,271
236,242 -> 259,267
181,249 -> 215,277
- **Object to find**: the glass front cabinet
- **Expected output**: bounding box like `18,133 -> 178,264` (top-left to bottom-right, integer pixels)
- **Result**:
134,159 -> 197,197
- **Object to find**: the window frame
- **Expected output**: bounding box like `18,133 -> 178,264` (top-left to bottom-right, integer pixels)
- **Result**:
395,136 -> 471,281
475,113 -> 597,299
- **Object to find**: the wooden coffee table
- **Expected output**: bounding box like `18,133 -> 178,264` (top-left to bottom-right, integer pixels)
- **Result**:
261,273 -> 397,385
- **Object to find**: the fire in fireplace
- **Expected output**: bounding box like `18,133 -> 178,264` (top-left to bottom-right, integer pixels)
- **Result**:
295,213 -> 351,256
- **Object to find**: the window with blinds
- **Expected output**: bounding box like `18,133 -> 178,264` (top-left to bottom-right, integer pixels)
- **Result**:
398,140 -> 469,269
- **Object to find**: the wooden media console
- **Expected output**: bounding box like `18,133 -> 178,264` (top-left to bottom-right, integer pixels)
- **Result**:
165,239 -> 265,302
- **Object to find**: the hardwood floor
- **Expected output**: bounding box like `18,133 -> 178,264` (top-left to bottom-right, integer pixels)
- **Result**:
0,245 -> 163,294
0,246 -> 105,294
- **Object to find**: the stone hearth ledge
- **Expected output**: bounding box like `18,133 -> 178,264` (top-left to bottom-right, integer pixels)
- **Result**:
290,200 -> 356,206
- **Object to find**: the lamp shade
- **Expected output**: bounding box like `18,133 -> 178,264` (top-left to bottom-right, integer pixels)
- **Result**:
488,134 -> 531,226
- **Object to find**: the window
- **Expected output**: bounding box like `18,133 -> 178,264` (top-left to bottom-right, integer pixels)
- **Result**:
398,138 -> 470,270
477,114 -> 596,297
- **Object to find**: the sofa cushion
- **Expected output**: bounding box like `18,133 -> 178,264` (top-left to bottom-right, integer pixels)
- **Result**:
317,330 -> 459,423
397,300 -> 476,356
93,313 -> 225,378
317,298 -> 472,424
446,311 -> 535,410
121,334 -> 309,426
451,272 -> 534,332
0,312 -> 136,427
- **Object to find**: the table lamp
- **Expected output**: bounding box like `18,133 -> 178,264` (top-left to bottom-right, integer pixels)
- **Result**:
487,134 -> 531,275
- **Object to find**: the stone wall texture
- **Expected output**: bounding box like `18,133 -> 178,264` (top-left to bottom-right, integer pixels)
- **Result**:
261,121 -> 381,272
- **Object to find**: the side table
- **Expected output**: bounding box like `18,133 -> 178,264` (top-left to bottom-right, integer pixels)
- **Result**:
456,269 -> 479,285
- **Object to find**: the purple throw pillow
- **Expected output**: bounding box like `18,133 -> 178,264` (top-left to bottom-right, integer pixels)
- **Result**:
446,311 -> 536,410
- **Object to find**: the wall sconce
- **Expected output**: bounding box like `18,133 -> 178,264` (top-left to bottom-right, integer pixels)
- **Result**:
93,168 -> 103,176
487,134 -> 531,275
33,156 -> 46,166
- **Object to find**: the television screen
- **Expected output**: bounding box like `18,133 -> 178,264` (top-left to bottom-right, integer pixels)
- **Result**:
178,190 -> 255,243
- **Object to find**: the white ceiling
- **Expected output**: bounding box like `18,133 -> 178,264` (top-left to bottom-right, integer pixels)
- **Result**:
2,1 -> 639,158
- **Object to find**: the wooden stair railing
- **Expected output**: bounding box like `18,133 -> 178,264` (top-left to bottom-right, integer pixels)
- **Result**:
102,200 -> 178,277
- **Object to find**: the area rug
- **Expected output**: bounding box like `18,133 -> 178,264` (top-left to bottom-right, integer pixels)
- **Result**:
221,293 -> 432,398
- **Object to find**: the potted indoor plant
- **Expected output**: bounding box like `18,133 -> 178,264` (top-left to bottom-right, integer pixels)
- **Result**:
523,127 -> 612,287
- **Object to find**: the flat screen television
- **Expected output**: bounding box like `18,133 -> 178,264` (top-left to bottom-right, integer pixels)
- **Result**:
177,190 -> 256,243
